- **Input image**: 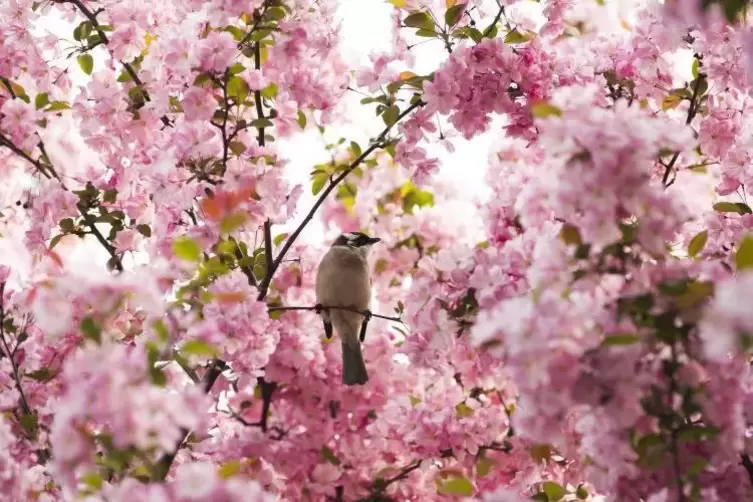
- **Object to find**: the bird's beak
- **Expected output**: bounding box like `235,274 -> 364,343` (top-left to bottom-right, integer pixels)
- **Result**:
368,237 -> 381,244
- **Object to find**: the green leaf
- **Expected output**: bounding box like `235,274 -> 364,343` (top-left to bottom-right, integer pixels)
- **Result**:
296,110 -> 307,129
77,54 -> 94,75
260,83 -> 279,99
227,76 -> 249,103
404,11 -> 434,30
46,101 -> 71,112
542,481 -> 568,501
321,446 -> 341,466
19,413 -> 38,436
559,223 -> 582,246
576,485 -> 588,499
504,29 -> 531,44
403,187 -> 434,214
437,475 -> 473,496
218,460 -> 243,479
250,117 -> 273,128
173,236 -> 202,262
455,402 -> 474,418
182,339 -> 220,357
415,28 -> 436,36
382,105 -> 399,126
265,6 -> 286,21
531,102 -> 562,118
602,333 -> 640,346
662,92 -> 683,111
220,212 -> 248,234
476,456 -> 494,477
529,444 -> 551,463
692,58 -> 700,79
136,224 -> 152,237
227,63 -> 245,76
311,172 -> 328,195
714,201 -> 753,214
445,3 -> 466,26
35,92 -> 49,110
736,235 -> 753,271
350,141 -> 362,158
687,230 -> 708,258
274,233 -> 288,246
26,368 -> 55,382
49,234 -> 64,249
81,472 -> 103,490
80,317 -> 102,343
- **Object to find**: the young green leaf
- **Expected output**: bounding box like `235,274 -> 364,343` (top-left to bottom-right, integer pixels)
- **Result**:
173,236 -> 202,262
77,54 -> 94,75
404,12 -> 434,30
687,230 -> 708,258
735,235 -> 753,271
445,3 -> 466,26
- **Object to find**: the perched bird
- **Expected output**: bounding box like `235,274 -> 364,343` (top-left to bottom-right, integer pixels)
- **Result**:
315,231 -> 380,386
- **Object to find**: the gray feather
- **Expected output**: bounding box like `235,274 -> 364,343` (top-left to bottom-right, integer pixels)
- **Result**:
341,339 -> 368,385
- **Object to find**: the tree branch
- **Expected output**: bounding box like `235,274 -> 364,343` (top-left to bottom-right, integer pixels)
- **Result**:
364,459 -> 423,499
79,209 -> 123,272
0,133 -> 54,180
662,73 -> 705,187
268,304 -> 404,324
253,42 -> 267,148
0,289 -> 50,464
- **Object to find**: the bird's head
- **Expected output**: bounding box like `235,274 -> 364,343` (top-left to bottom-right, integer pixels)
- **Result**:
332,231 -> 381,257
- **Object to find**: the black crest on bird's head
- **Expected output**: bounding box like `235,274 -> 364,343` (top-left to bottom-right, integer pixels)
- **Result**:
333,232 -> 381,248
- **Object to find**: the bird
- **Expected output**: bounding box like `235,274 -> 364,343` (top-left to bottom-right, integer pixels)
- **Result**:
315,231 -> 381,386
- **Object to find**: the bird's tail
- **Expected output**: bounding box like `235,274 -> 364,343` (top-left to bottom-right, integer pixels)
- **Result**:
341,339 -> 368,385
331,309 -> 368,386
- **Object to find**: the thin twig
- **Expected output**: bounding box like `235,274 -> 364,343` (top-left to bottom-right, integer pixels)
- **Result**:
662,73 -> 705,187
268,305 -> 404,324
253,42 -> 266,147
482,2 -> 505,39
366,459 -> 423,498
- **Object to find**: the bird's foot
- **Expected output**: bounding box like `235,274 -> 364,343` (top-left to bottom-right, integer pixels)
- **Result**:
314,303 -> 325,314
